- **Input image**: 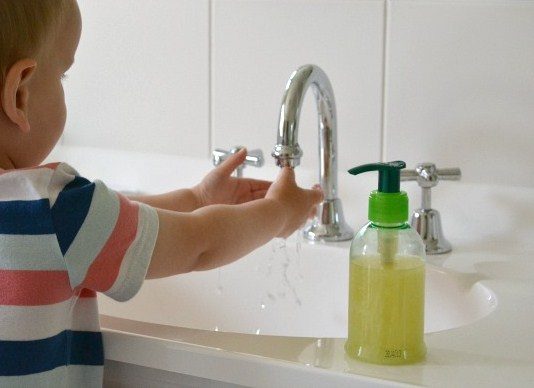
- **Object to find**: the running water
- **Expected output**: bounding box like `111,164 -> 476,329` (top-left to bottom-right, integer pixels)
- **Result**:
259,233 -> 304,312
215,232 -> 305,313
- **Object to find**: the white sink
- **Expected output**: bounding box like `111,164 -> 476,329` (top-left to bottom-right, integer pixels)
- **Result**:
98,235 -> 497,338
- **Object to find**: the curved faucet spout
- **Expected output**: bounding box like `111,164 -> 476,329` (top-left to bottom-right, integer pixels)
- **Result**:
273,65 -> 337,200
272,64 -> 353,242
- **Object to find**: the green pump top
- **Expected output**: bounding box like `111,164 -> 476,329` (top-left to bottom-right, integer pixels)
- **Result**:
348,161 -> 408,225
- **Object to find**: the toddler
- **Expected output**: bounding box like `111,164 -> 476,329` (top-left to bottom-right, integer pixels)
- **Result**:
0,1 -> 322,386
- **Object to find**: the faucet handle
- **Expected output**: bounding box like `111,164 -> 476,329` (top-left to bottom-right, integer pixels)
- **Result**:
401,162 -> 461,188
212,146 -> 264,177
401,162 -> 461,255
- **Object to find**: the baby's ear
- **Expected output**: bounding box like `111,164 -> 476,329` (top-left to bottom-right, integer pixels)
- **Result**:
1,58 -> 37,133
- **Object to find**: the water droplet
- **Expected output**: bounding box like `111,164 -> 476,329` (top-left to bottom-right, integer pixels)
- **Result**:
216,269 -> 223,295
255,328 -> 261,335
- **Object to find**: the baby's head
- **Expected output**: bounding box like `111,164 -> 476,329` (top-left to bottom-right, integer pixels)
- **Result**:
0,0 -> 81,169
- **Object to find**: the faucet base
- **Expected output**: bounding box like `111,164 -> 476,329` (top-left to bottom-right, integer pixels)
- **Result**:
303,198 -> 354,242
410,208 -> 452,254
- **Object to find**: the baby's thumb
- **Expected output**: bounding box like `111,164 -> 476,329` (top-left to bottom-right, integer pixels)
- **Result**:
308,186 -> 324,204
278,167 -> 296,184
218,148 -> 247,176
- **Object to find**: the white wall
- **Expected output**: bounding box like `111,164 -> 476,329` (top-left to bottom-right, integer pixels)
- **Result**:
384,0 -> 534,187
64,0 -> 534,187
64,0 -> 209,157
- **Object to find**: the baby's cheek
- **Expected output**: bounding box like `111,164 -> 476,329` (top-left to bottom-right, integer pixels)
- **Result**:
53,83 -> 67,133
41,83 -> 67,152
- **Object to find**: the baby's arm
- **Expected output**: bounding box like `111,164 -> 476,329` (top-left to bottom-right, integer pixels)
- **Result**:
146,167 -> 322,278
128,189 -> 200,213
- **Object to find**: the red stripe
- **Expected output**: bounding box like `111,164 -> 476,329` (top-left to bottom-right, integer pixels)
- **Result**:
76,288 -> 97,298
0,270 -> 73,306
80,194 -> 139,292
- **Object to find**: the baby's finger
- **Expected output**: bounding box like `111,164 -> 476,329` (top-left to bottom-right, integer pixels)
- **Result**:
217,148 -> 247,176
277,167 -> 295,184
308,206 -> 318,219
306,187 -> 324,204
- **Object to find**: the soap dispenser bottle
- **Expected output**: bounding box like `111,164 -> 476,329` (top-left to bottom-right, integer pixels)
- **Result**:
345,161 -> 426,365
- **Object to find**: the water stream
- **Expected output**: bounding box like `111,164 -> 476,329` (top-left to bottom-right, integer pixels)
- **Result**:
259,232 -> 304,311
214,232 -> 305,325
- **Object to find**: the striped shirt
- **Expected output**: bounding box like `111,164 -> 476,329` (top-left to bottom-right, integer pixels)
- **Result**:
0,162 -> 159,387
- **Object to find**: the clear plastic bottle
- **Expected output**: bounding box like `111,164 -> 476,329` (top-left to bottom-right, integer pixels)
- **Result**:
345,162 -> 426,365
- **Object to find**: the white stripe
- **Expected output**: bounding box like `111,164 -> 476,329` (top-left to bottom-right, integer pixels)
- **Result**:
0,365 -> 103,388
0,234 -> 65,270
71,294 -> 101,332
0,168 -> 53,201
48,162 -> 78,207
64,180 -> 120,288
105,202 -> 158,302
0,296 -> 99,341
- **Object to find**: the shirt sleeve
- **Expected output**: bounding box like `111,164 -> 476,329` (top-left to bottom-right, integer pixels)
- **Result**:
48,163 -> 159,301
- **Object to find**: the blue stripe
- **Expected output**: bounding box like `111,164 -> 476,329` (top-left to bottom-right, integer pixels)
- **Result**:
0,330 -> 103,376
51,176 -> 95,255
0,199 -> 54,235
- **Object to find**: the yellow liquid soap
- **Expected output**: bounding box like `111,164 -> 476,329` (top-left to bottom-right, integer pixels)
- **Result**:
345,255 -> 426,365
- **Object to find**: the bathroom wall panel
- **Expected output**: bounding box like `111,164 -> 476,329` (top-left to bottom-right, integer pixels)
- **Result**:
384,0 -> 534,187
211,0 -> 385,174
63,1 -> 534,189
63,0 -> 209,157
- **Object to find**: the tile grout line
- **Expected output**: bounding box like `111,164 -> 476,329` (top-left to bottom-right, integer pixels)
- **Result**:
207,0 -> 213,159
380,0 -> 390,162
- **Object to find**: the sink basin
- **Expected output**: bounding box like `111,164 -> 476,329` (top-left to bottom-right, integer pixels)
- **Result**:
98,236 -> 497,337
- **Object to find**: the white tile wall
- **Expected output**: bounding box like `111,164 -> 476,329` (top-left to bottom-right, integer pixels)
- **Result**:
63,0 -> 209,157
211,0 -> 385,172
385,0 -> 534,187
63,0 -> 534,188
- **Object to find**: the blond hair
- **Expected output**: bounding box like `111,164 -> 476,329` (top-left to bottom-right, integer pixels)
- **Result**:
0,0 -> 72,85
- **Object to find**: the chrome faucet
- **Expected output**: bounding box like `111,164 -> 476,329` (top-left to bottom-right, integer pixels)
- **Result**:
212,146 -> 264,178
272,64 -> 353,242
401,163 -> 461,254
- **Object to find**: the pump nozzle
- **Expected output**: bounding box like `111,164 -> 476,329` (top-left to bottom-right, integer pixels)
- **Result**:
348,161 -> 408,225
348,161 -> 406,193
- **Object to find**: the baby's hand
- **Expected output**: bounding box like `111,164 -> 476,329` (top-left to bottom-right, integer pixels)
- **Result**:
194,148 -> 272,207
266,167 -> 323,238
